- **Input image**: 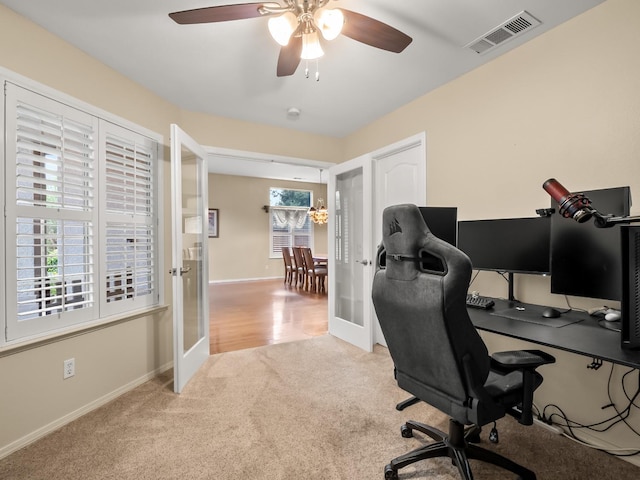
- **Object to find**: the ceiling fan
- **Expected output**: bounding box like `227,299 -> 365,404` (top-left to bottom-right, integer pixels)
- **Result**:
169,0 -> 413,77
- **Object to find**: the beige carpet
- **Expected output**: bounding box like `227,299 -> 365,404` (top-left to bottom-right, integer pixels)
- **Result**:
1,335 -> 638,480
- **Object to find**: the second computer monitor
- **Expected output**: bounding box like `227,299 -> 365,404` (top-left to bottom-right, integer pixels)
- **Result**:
419,206 -> 458,246
457,217 -> 551,275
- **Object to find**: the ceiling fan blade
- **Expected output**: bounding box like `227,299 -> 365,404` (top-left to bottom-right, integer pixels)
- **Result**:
169,3 -> 267,25
340,9 -> 412,53
277,36 -> 302,77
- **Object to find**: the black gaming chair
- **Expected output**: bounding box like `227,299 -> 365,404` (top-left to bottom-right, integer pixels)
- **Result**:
371,204 -> 555,480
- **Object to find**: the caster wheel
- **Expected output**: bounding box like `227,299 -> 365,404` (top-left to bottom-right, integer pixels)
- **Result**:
384,464 -> 398,480
400,424 -> 413,438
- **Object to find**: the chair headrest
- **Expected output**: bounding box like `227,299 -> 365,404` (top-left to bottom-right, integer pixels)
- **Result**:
382,204 -> 430,257
378,204 -> 469,281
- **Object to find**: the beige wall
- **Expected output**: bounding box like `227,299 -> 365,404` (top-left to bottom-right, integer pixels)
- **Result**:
208,174 -> 328,282
179,110 -> 343,163
2,0 -> 640,464
345,0 -> 640,460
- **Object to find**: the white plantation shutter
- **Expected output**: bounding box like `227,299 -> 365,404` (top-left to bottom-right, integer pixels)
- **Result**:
101,124 -> 157,314
6,85 -> 98,340
4,83 -> 160,343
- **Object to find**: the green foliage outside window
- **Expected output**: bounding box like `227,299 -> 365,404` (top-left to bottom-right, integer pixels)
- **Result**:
270,189 -> 310,207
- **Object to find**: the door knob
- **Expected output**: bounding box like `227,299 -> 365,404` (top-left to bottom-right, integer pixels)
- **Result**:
169,266 -> 192,276
359,259 -> 370,265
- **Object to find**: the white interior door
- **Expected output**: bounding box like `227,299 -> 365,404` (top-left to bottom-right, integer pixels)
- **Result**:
327,134 -> 426,351
170,124 -> 210,393
328,155 -> 373,352
372,133 -> 427,346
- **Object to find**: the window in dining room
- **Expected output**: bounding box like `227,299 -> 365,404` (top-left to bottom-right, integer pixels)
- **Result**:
269,188 -> 313,258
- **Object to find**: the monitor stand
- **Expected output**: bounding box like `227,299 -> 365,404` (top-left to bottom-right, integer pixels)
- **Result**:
507,272 -> 515,304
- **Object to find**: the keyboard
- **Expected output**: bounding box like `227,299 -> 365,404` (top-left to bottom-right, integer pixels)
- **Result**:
466,294 -> 495,310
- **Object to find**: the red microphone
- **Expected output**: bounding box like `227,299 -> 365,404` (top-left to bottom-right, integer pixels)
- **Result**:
542,178 -> 594,223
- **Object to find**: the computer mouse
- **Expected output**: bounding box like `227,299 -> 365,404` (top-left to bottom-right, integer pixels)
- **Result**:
542,307 -> 562,318
604,310 -> 621,322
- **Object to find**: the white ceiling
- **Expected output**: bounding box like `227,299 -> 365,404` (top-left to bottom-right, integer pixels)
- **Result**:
1,0 -> 604,180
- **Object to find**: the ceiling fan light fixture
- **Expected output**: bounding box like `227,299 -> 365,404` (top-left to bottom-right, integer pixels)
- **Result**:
314,8 -> 344,41
169,1 -> 413,78
301,31 -> 324,60
268,11 -> 298,46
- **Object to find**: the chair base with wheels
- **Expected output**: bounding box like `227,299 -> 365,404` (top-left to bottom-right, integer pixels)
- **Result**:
384,418 -> 535,480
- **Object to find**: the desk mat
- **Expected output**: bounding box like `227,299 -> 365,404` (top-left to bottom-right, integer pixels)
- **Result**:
490,308 -> 583,328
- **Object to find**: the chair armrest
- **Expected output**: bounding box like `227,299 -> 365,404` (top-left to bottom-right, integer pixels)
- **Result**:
491,349 -> 555,370
491,350 -> 555,426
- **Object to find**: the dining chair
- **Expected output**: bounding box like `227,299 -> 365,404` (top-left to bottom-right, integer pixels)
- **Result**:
281,247 -> 294,285
291,246 -> 306,288
302,247 -> 328,293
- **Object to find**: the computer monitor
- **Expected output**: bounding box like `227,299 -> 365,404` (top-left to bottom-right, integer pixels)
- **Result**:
457,217 -> 551,275
550,186 -> 631,301
419,207 -> 457,246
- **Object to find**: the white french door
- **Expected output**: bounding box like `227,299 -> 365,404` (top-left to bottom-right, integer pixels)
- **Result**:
170,124 -> 210,393
371,133 -> 427,346
328,133 -> 426,351
328,155 -> 374,352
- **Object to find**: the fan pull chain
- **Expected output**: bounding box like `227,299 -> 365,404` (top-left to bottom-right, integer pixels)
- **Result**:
303,60 -> 320,82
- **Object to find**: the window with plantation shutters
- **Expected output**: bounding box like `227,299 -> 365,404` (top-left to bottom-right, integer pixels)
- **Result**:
269,188 -> 313,258
3,82 -> 160,343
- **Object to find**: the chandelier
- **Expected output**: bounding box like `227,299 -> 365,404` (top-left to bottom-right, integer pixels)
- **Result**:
263,0 -> 344,78
308,168 -> 328,224
308,198 -> 328,224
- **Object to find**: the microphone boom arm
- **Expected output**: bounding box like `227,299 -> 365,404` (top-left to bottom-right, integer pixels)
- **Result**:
592,212 -> 640,228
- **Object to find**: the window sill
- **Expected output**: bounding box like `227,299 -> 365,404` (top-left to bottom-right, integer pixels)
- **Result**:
0,304 -> 170,358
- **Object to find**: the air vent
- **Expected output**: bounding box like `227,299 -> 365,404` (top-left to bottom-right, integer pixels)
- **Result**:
465,11 -> 541,55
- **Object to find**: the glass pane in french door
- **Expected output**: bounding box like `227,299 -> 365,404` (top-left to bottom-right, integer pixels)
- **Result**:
180,147 -> 204,352
334,167 -> 364,326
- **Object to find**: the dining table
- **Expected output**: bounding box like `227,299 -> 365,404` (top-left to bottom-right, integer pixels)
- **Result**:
312,254 -> 328,265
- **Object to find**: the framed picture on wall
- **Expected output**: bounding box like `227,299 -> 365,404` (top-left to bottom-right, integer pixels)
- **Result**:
208,208 -> 219,238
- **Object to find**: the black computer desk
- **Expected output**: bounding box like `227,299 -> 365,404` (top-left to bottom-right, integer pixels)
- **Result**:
468,298 -> 640,369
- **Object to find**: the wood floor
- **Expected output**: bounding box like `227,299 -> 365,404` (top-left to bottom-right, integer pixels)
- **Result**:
209,278 -> 328,354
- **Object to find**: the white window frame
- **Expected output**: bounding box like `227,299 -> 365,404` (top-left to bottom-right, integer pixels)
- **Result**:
1,70 -> 163,347
269,187 -> 314,258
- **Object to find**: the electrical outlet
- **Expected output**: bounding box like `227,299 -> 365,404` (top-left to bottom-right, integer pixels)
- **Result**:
63,358 -> 75,379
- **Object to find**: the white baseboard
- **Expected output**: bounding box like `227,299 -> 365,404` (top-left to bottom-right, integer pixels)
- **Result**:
532,417 -> 563,434
209,276 -> 282,284
0,361 -> 173,460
